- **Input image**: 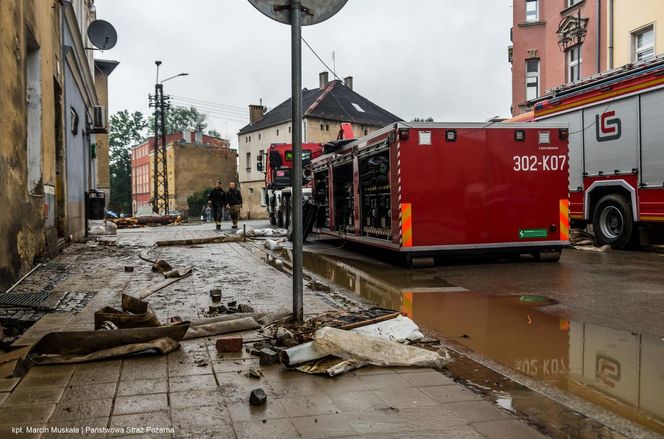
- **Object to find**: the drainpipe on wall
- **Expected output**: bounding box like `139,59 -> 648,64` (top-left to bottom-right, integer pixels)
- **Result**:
609,0 -> 614,68
596,0 -> 602,73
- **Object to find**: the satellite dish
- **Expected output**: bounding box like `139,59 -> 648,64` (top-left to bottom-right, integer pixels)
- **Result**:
248,0 -> 348,26
87,20 -> 118,50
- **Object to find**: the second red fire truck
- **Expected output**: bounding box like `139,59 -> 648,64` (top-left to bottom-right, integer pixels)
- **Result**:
531,56 -> 664,248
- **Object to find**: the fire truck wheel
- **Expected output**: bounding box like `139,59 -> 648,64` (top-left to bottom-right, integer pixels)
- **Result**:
284,202 -> 291,230
533,250 -> 561,262
592,194 -> 634,249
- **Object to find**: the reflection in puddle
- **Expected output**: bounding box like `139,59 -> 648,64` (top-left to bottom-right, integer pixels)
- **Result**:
296,250 -> 664,435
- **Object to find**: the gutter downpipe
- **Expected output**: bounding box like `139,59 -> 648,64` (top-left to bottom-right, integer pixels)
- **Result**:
608,0 -> 614,69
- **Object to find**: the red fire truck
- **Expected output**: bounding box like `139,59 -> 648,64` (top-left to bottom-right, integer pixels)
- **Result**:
532,56 -> 664,248
258,142 -> 324,228
258,123 -> 355,228
310,122 -> 570,266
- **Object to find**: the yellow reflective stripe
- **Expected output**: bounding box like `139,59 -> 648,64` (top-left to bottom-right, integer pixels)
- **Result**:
560,199 -> 570,241
401,203 -> 413,247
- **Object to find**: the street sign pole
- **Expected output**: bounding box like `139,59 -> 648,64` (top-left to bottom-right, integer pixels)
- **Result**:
290,0 -> 304,323
247,0 -> 348,324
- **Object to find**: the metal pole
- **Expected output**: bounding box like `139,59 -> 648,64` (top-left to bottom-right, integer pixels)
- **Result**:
159,83 -> 169,215
152,82 -> 160,214
291,0 -> 304,322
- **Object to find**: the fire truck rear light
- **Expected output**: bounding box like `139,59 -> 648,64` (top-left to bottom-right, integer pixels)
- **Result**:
398,128 -> 410,140
445,130 -> 457,142
514,130 -> 526,142
550,224 -> 557,233
559,128 -> 569,140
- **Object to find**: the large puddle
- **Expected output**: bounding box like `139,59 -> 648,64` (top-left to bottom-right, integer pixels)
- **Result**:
288,249 -> 664,435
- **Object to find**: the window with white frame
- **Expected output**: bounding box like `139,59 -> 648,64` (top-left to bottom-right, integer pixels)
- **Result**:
567,0 -> 582,7
525,59 -> 540,101
525,0 -> 538,23
567,45 -> 582,82
634,26 -> 655,62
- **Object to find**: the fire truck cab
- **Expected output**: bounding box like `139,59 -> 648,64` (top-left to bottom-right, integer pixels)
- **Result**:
258,142 -> 323,228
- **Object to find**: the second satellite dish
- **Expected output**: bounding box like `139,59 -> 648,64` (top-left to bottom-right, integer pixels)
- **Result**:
87,20 -> 118,51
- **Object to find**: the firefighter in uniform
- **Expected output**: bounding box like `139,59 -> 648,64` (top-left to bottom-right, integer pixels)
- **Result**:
226,182 -> 243,229
207,181 -> 226,231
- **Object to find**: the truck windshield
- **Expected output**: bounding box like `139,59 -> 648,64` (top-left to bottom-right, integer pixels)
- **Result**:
285,150 -> 312,161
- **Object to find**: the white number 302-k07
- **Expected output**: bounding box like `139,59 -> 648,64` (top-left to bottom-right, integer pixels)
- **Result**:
513,155 -> 567,172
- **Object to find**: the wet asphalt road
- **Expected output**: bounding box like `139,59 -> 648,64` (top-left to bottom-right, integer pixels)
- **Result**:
300,239 -> 664,340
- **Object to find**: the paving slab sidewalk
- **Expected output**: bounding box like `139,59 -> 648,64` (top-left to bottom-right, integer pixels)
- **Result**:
0,222 -> 548,439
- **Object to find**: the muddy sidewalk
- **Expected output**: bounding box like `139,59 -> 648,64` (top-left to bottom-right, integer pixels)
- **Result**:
0,222 -> 549,438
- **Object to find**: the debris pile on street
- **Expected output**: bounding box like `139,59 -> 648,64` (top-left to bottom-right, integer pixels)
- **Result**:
109,214 -> 182,229
236,226 -> 288,237
570,228 -> 612,251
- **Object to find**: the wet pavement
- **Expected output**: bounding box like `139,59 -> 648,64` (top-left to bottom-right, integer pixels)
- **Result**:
285,236 -> 664,438
0,222 -> 557,438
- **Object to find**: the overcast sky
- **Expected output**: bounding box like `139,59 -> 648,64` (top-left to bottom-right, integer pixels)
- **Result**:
96,0 -> 513,149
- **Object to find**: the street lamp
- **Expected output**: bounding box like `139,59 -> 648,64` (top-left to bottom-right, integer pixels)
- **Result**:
149,61 -> 188,215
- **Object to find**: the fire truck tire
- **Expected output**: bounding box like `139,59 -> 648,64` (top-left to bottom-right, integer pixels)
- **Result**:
284,202 -> 291,230
405,255 -> 435,268
592,194 -> 634,249
533,250 -> 561,262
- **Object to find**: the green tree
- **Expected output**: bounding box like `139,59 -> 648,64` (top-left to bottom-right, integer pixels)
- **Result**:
149,105 -> 208,134
187,187 -> 212,218
207,129 -> 222,138
109,110 -> 148,215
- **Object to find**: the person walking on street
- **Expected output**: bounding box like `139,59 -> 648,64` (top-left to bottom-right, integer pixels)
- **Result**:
207,181 -> 226,231
226,182 -> 243,229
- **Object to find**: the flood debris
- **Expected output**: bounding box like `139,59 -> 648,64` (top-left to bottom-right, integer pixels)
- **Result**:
210,289 -> 222,302
133,268 -> 193,300
0,346 -> 30,378
216,337 -> 243,353
570,228 -> 611,251
155,234 -> 244,247
264,239 -> 285,251
312,327 -> 448,368
26,323 -> 190,365
183,316 -> 261,340
94,299 -> 160,329
88,219 -> 117,236
265,311 -> 448,376
98,321 -> 119,331
249,388 -> 267,406
247,366 -> 263,379
258,348 -> 279,365
237,227 -> 288,238
152,259 -> 173,273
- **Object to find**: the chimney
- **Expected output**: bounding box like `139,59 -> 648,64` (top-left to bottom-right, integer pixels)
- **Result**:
182,131 -> 192,143
343,76 -> 353,90
319,71 -> 329,89
195,130 -> 203,144
249,104 -> 266,124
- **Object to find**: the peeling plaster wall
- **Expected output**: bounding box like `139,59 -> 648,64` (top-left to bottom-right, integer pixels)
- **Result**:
0,0 -> 60,290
